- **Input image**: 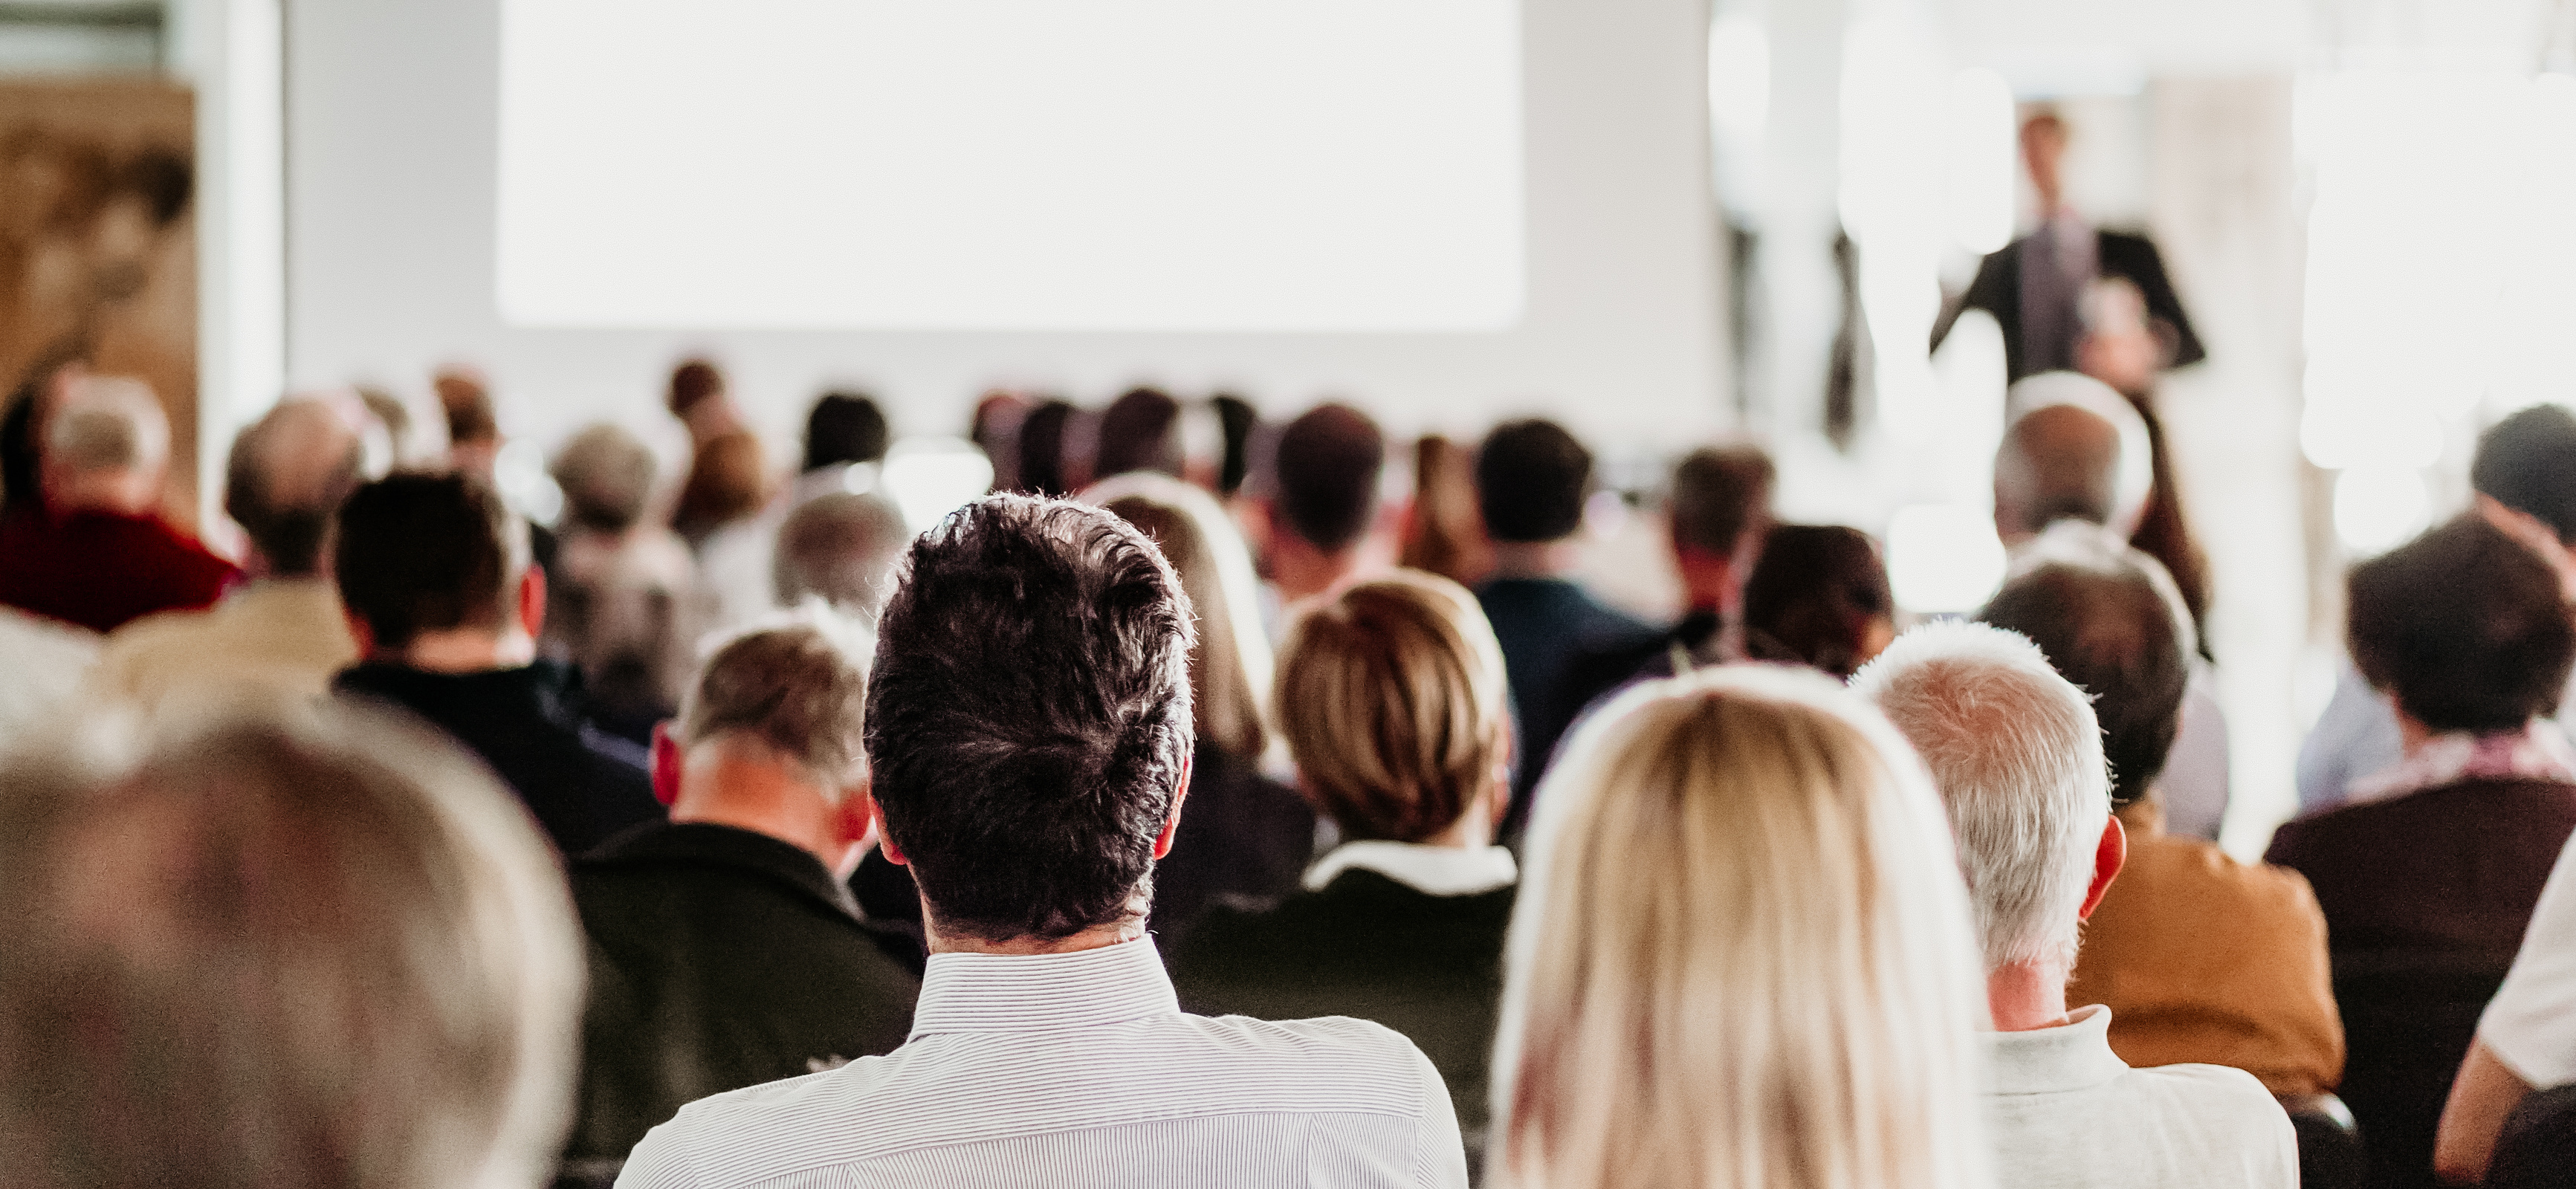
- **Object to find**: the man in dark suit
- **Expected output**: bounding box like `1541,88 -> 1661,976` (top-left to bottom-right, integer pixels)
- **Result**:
1932,109 -> 2204,383
332,471 -> 664,856
563,619 -> 918,1170
1470,419 -> 1659,842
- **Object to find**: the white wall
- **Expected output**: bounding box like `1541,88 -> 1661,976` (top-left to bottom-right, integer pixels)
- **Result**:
285,0 -> 1726,458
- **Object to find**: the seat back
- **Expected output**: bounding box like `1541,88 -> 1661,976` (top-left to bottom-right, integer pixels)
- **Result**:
2280,1093 -> 2369,1189
2488,1083 -> 2576,1189
2332,955 -> 2513,1189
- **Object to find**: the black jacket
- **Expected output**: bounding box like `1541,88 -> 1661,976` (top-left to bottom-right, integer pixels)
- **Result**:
1168,867 -> 1515,1167
334,659 -> 664,855
566,821 -> 920,1162
1932,227 -> 2205,382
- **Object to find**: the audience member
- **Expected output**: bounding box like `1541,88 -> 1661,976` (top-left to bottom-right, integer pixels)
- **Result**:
1088,472 -> 1314,936
701,390 -> 897,634
1472,418 -> 1658,840
1740,522 -> 1894,678
1399,434 -> 1494,589
1172,571 -> 1513,1169
2300,404 -> 2576,813
1212,392 -> 1259,496
1857,622 -> 2296,1189
774,490 -> 910,621
1986,525 -> 2343,1098
1014,398 -> 1076,496
333,471 -> 664,855
86,395 -> 366,711
1094,386 -> 1184,479
665,359 -> 772,548
546,424 -> 700,745
2439,832 -> 2576,1183
968,390 -> 1028,492
0,375 -> 239,632
618,495 -> 1468,1188
436,366 -> 560,575
1490,664 -> 1992,1189
1996,371 -> 2232,840
2267,514 -> 2576,1189
1251,402 -> 1390,610
0,360 -> 74,512
0,606 -> 95,753
802,390 -> 890,473
0,702 -> 583,1189
2075,279 -> 2215,655
566,621 -> 918,1169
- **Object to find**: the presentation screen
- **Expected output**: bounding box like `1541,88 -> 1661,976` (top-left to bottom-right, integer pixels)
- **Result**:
497,0 -> 1525,332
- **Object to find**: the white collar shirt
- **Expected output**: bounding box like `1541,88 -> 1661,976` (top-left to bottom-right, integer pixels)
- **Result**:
1984,1005 -> 2297,1189
1301,840 -> 1518,895
618,936 -> 1469,1189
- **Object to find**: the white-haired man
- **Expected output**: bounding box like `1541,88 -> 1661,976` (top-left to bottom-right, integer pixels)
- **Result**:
1854,621 -> 2295,1189
0,375 -> 237,632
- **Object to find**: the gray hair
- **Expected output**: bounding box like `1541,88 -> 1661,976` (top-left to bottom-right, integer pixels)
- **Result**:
551,424 -> 659,534
45,375 -> 168,476
773,490 -> 910,621
679,615 -> 873,792
0,702 -> 583,1189
224,397 -> 366,577
1995,372 -> 2153,537
1851,620 -> 2110,972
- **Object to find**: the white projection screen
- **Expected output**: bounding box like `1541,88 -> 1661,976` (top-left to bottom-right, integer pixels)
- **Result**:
497,0 -> 1525,332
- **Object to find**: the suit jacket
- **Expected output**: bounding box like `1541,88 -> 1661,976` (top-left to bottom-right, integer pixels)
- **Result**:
334,659 -> 664,855
1932,228 -> 2205,382
1478,577 -> 1660,842
567,821 -> 919,1162
1150,742 -> 1316,939
1168,869 -> 1515,1169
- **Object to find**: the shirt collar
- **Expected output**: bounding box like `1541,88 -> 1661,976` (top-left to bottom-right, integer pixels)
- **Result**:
1984,1004 -> 2130,1095
1302,840 -> 1518,895
2346,721 -> 2576,806
910,936 -> 1177,1039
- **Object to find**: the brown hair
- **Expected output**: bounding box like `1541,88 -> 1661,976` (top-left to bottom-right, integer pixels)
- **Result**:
0,704 -> 581,1189
682,621 -> 873,791
670,430 -> 771,544
2350,514 -> 2576,733
1275,570 -> 1510,842
1400,435 -> 1495,588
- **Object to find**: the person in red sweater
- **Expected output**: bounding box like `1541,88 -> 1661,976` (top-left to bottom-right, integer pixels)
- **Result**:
0,375 -> 236,633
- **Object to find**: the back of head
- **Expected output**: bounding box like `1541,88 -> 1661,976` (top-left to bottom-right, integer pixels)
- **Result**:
867,494 -> 1196,942
1271,403 -> 1385,554
1994,372 -> 2152,538
225,397 -> 365,577
1741,524 -> 1893,679
549,424 -> 658,534
1094,387 -> 1183,479
1402,435 -> 1495,586
2349,514 -> 2576,733
681,619 -> 872,791
665,358 -> 725,419
0,703 -> 580,1189
673,432 -> 771,534
434,369 -> 498,450
1495,666 -> 1989,1189
1850,621 -> 2110,971
774,490 -> 911,621
803,391 -> 890,473
1211,394 -> 1259,496
45,375 -> 168,480
1275,571 -> 1509,843
335,471 -> 528,654
1980,526 -> 2191,804
1668,444 -> 1776,559
1015,400 -> 1075,496
1477,419 -> 1593,544
1090,472 -> 1273,761
2473,404 -> 2576,545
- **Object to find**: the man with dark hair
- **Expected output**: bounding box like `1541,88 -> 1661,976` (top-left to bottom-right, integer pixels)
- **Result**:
333,471 -> 661,855
1095,386 -> 1183,479
1983,525 -> 2343,1102
1472,418 -> 1657,840
619,494 -> 1469,1189
2299,404 -> 2576,810
565,620 -> 918,1170
88,395 -> 366,710
1254,402 -> 1388,609
803,391 -> 890,473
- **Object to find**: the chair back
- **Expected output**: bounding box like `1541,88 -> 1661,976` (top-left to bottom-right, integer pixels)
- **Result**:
2488,1083 -> 2576,1189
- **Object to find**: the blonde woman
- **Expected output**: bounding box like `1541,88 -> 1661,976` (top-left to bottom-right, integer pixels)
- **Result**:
1170,568 -> 1516,1171
1084,471 -> 1315,935
1491,664 -> 1993,1189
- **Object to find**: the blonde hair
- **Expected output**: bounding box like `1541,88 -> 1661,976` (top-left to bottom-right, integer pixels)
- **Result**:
1850,620 -> 2109,972
1086,472 -> 1273,760
1492,665 -> 1992,1189
1274,569 -> 1509,841
0,703 -> 583,1189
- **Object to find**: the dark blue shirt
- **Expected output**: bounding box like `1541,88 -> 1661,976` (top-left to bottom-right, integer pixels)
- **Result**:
1476,576 -> 1658,840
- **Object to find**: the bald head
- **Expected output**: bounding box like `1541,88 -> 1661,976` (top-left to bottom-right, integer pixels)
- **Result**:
1994,404 -> 2120,541
226,398 -> 364,577
42,376 -> 169,516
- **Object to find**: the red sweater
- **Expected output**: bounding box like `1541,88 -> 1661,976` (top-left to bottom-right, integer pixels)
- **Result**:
0,505 -> 240,633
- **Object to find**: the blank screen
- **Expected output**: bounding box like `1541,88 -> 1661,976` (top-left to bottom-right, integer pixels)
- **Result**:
496,0 -> 1525,331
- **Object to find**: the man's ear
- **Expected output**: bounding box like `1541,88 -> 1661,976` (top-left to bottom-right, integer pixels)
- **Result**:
837,777 -> 879,851
517,565 -> 547,639
870,800 -> 907,866
649,722 -> 683,809
2077,814 -> 2128,920
1151,751 -> 1194,861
